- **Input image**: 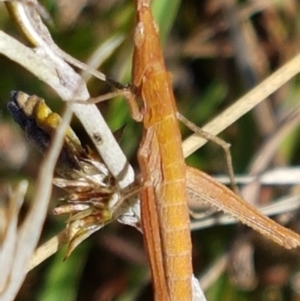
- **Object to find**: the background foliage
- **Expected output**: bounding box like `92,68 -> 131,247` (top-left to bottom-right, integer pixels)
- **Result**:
1,0 -> 300,300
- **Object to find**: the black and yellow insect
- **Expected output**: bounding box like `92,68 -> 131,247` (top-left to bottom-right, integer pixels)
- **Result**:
8,91 -> 121,257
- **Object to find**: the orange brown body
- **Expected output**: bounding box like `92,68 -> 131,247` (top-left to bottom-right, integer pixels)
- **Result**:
131,0 -> 193,300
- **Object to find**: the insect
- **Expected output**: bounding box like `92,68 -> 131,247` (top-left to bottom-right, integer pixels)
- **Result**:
125,0 -> 300,300
8,89 -> 300,298
7,91 -> 124,257
6,2 -> 300,299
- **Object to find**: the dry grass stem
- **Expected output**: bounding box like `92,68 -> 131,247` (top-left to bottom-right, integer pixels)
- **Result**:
182,52 -> 300,157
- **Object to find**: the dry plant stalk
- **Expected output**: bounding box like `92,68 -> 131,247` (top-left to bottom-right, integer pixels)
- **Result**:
0,1 -> 138,300
7,91 -> 130,258
0,181 -> 28,292
3,0 -> 300,300
0,99 -> 74,301
182,51 -> 300,155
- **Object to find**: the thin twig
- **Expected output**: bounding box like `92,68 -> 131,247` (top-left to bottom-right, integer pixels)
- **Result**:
1,103 -> 73,301
182,52 -> 300,157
